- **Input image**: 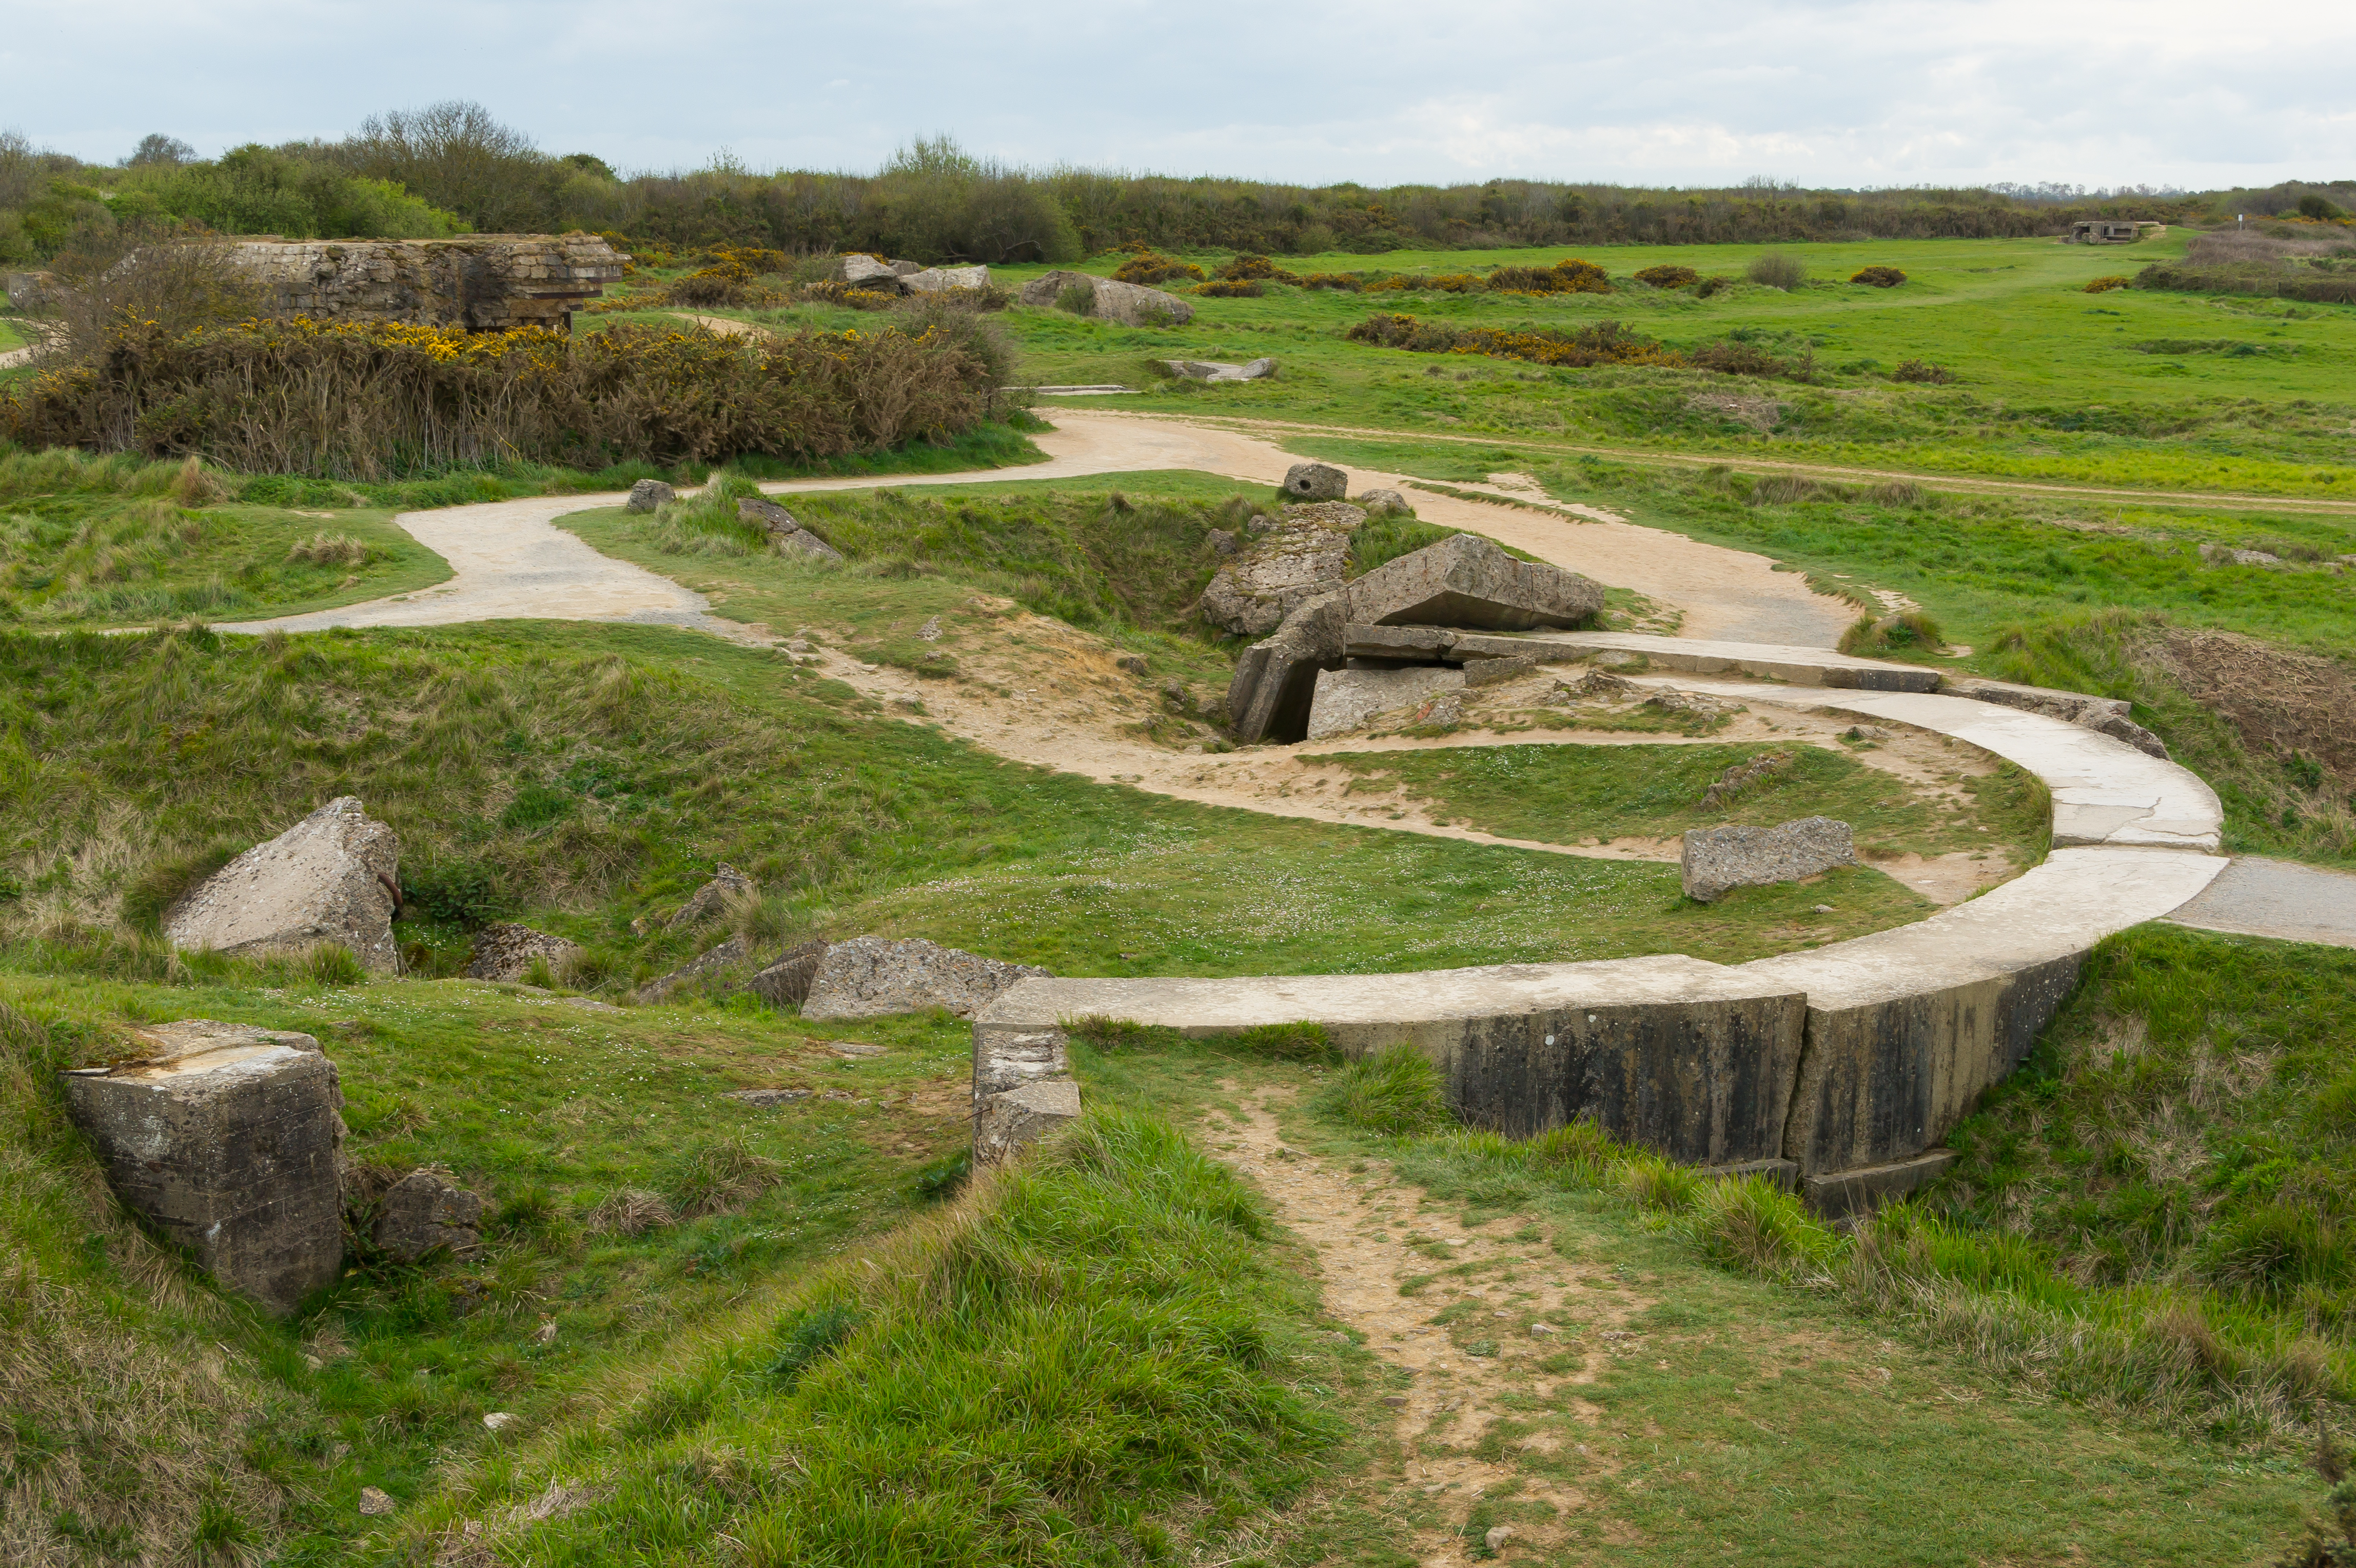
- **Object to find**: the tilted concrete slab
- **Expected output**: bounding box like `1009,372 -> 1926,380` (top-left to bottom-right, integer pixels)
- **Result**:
1741,847 -> 2227,1175
979,956 -> 1808,1166
1803,1151 -> 1958,1220
1489,631 -> 1946,692
1645,680 -> 2224,853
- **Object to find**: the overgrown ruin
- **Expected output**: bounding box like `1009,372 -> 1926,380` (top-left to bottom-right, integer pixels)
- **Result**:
227,232 -> 625,331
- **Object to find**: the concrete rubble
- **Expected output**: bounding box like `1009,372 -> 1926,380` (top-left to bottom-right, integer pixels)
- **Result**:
62,1021 -> 349,1316
748,938 -> 831,1008
801,936 -> 1050,1022
1160,357 -> 1277,382
164,796 -> 403,975
1017,270 -> 1195,326
671,864 -> 755,928
371,1168 -> 486,1262
1199,502 -> 1365,637
464,923 -> 582,983
1681,817 -> 1857,903
737,497 -> 846,561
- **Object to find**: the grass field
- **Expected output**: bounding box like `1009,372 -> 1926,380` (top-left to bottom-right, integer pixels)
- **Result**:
964,233 -> 2356,499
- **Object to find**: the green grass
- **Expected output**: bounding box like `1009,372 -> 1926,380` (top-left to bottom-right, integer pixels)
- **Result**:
1066,1032 -> 2338,1565
986,233 -> 2356,498
1305,740 -> 2051,863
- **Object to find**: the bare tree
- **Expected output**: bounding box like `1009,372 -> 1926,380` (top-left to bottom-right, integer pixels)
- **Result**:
127,133 -> 196,167
338,101 -> 555,232
37,222 -> 265,363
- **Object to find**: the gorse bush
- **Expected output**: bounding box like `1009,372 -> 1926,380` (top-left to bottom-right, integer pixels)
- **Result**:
1345,312 -> 1678,370
1109,250 -> 1203,286
3,316 -> 1004,478
1214,253 -> 1301,284
1634,264 -> 1699,288
1850,265 -> 1907,287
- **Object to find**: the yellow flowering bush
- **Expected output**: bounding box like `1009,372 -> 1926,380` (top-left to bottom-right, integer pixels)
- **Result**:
4,315 -> 1000,478
2084,275 -> 2131,293
1111,251 -> 1205,285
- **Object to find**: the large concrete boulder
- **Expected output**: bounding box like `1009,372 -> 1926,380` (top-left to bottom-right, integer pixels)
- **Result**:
838,253 -> 905,291
802,936 -> 1049,1021
164,797 -> 402,974
371,1168 -> 485,1262
1199,503 -> 1364,637
1682,817 -> 1857,903
626,479 -> 673,514
1305,665 -> 1465,740
1347,532 -> 1603,631
62,1021 -> 348,1316
464,924 -> 582,983
903,264 -> 991,293
1017,270 -> 1195,326
1282,462 -> 1348,501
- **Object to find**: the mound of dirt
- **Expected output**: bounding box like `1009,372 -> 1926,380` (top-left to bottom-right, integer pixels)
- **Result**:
2146,627 -> 2356,787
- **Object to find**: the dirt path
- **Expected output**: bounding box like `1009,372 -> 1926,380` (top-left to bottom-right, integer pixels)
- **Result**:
1213,1088 -> 1637,1565
1070,405 -> 2356,519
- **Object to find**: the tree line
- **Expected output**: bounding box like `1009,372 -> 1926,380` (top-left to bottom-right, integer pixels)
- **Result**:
0,103 -> 2308,272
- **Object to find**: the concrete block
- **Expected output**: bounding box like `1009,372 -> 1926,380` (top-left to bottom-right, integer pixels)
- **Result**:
1344,623 -> 1456,662
1681,817 -> 1857,903
1347,533 -> 1603,632
974,1077 -> 1083,1165
1305,665 -> 1463,739
165,796 -> 402,974
1225,592 -> 1347,743
747,938 -> 830,1008
62,1021 -> 347,1316
802,937 -> 1048,1021
1803,1150 -> 1957,1220
1704,1158 -> 1800,1191
1462,654 -> 1540,688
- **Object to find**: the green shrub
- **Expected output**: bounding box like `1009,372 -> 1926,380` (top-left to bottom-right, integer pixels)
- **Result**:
1745,252 -> 1807,290
1850,265 -> 1907,287
1616,1152 -> 1703,1212
1838,610 -> 1947,654
1231,1021 -> 1337,1063
1891,357 -> 1955,383
1315,1044 -> 1450,1135
1687,1175 -> 1828,1271
1054,283 -> 1094,315
1694,274 -> 1736,298
2198,1203 -> 2355,1300
1215,254 -> 1299,284
400,857 -> 503,929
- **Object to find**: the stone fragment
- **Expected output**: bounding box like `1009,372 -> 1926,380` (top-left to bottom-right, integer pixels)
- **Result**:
1160,357 -> 1277,381
727,1088 -> 813,1107
1355,487 -> 1409,513
1199,505 -> 1363,636
974,1077 -> 1083,1165
626,479 -> 674,514
1681,817 -> 1857,903
1699,751 -> 1794,811
2199,542 -> 2284,568
902,263 -> 991,293
1282,462 -> 1348,501
359,1487 -> 396,1517
746,938 -> 831,1008
463,923 -> 582,983
61,1021 -> 348,1316
738,495 -> 801,534
1116,653 -> 1148,675
1305,665 -> 1465,740
1485,1525 -> 1516,1553
671,864 -> 755,928
1645,687 -> 1726,716
483,1412 -> 518,1432
1016,270 -> 1195,325
370,1168 -> 485,1262
838,253 -> 905,290
774,527 -> 845,562
164,796 -> 402,975
1347,532 -> 1602,631
1403,690 -> 1464,729
1561,667 -> 1637,701
1226,591 -> 1349,743
1462,654 -> 1539,688
633,935 -> 752,1003
801,936 -> 1050,1021
918,617 -> 943,641
1207,528 -> 1239,556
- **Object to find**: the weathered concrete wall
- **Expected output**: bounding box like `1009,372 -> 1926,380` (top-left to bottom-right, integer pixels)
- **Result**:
977,956 -> 1809,1167
228,233 -> 623,331
62,1021 -> 348,1316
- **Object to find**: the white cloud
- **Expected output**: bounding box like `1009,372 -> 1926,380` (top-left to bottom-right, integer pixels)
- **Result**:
6,0 -> 2351,188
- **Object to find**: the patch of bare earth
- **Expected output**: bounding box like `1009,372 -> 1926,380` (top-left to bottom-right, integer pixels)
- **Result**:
2147,626 -> 2356,789
1210,1089 -> 1645,1565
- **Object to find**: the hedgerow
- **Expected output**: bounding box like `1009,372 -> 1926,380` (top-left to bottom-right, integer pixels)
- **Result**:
2,316 -> 1003,477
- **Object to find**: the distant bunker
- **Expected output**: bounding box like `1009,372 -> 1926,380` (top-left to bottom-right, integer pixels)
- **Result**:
227,232 -> 625,331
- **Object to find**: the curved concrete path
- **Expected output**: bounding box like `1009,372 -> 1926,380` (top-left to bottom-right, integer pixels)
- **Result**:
210,414 -> 2346,955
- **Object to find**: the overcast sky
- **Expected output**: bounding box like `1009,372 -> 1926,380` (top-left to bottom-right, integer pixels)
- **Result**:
6,0 -> 2350,190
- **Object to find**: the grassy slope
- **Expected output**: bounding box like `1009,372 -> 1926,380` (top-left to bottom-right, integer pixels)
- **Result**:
986,233 -> 2356,497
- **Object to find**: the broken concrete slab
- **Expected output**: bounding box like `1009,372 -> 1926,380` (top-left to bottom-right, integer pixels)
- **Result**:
902,264 -> 991,293
626,479 -> 673,514
1200,508 -> 1361,637
1802,1150 -> 1957,1219
1346,532 -> 1602,632
1940,675 -> 2168,758
1305,665 -> 1465,740
1462,654 -> 1541,688
978,955 -> 1809,1165
164,796 -> 403,975
671,864 -> 754,928
62,1021 -> 348,1316
974,1077 -> 1083,1165
1502,631 -> 1943,691
1343,624 -> 1457,663
747,938 -> 831,1008
371,1168 -> 485,1262
802,936 -> 1049,1021
633,935 -> 751,1004
1226,591 -> 1349,743
1681,817 -> 1857,903
1161,357 -> 1277,382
